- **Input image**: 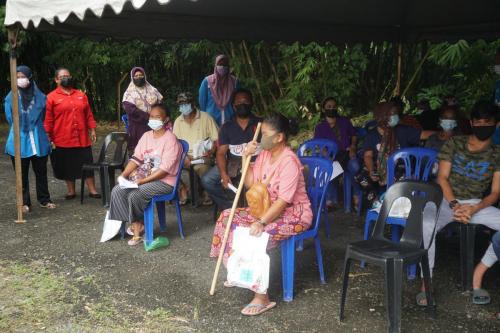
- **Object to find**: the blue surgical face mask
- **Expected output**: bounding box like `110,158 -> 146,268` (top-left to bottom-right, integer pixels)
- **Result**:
179,103 -> 192,116
440,119 -> 457,132
148,119 -> 164,131
388,114 -> 399,127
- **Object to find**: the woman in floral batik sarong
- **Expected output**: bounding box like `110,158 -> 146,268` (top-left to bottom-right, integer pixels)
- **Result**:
210,114 -> 312,316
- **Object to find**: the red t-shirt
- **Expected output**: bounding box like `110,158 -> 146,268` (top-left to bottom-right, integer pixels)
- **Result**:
44,88 -> 97,148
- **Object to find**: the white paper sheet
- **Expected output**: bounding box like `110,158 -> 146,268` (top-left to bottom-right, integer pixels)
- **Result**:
227,183 -> 238,194
190,159 -> 205,165
118,176 -> 138,189
331,161 -> 344,180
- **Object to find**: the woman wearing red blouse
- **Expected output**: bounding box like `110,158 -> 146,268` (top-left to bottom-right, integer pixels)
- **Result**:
44,68 -> 100,200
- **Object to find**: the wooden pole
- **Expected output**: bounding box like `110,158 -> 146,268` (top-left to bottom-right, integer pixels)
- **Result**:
395,43 -> 402,96
209,122 -> 262,295
8,27 -> 25,223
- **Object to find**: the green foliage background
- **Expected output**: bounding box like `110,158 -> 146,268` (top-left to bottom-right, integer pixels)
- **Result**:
1,6 -> 499,129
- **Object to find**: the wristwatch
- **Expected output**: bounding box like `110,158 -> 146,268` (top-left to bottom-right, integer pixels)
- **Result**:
449,199 -> 459,209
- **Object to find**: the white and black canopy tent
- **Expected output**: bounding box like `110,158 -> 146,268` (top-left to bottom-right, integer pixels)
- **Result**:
4,0 -> 500,222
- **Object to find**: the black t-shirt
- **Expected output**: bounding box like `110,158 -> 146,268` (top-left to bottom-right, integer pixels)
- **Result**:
219,115 -> 262,177
362,124 -> 421,162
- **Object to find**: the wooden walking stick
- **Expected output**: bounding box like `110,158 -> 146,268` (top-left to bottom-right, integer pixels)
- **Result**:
209,122 -> 261,295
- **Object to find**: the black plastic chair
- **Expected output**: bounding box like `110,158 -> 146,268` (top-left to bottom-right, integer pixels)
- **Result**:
339,181 -> 443,333
81,132 -> 128,206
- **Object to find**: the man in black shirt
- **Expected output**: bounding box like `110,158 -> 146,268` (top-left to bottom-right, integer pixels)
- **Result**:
201,88 -> 261,210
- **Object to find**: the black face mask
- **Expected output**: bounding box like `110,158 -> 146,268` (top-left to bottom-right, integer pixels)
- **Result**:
325,108 -> 338,118
133,77 -> 146,87
60,77 -> 73,88
471,125 -> 496,141
234,104 -> 252,118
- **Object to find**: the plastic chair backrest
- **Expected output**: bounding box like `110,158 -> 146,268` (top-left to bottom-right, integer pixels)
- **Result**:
97,132 -> 128,166
372,180 -> 442,249
386,147 -> 438,187
121,114 -> 129,131
355,127 -> 367,138
297,139 -> 338,161
299,157 -> 333,234
172,140 -> 189,193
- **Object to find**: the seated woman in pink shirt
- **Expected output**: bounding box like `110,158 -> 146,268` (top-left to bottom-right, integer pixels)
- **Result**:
108,103 -> 182,246
210,114 -> 312,316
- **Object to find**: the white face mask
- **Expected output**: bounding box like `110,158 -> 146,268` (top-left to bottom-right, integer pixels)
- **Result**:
388,114 -> 399,127
179,103 -> 193,116
148,119 -> 164,131
17,77 -> 30,89
495,65 -> 500,75
440,119 -> 457,132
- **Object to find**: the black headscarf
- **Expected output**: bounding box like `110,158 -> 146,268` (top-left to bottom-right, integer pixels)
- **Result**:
17,65 -> 35,111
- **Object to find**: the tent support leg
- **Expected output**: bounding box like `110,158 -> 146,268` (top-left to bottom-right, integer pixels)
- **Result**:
8,27 -> 25,224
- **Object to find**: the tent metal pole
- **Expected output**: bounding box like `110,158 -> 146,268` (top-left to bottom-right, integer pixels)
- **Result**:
8,27 -> 26,223
395,42 -> 402,96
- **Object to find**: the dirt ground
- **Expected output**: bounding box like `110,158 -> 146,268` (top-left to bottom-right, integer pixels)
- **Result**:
0,128 -> 499,333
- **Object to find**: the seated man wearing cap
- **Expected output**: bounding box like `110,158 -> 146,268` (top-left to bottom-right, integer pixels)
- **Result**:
173,92 -> 219,205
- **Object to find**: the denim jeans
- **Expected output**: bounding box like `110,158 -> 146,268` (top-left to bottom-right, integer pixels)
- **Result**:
200,166 -> 235,210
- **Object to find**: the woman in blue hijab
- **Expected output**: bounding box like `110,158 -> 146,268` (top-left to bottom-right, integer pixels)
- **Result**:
4,65 -> 55,212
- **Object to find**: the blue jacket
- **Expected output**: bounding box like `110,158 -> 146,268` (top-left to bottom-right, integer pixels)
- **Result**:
198,77 -> 239,126
4,87 -> 51,158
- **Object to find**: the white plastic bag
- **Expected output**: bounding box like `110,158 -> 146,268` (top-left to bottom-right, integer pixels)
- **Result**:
100,211 -> 122,242
227,227 -> 270,294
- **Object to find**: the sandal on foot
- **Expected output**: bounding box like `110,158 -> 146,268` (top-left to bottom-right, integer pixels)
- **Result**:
127,236 -> 143,246
472,288 -> 490,305
416,291 -> 435,307
40,202 -> 56,209
89,193 -> 102,199
223,281 -> 235,288
241,302 -> 276,316
22,205 -> 31,213
65,194 -> 76,200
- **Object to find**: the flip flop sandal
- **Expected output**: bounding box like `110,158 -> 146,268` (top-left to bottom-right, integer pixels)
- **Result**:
22,205 -> 31,213
40,202 -> 56,209
65,194 -> 76,200
241,302 -> 277,316
127,236 -> 143,246
472,288 -> 490,305
223,281 -> 235,288
415,291 -> 435,307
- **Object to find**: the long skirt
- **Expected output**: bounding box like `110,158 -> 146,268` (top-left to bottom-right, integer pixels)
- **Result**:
210,207 -> 311,266
108,180 -> 172,222
50,146 -> 93,181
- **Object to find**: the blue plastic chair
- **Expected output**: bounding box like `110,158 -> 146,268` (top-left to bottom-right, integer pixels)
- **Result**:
120,139 -> 189,246
297,139 -> 338,238
121,114 -> 129,132
281,157 -> 333,302
361,147 -> 438,278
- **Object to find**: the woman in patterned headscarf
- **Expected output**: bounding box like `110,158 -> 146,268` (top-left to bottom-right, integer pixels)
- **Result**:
122,67 -> 163,153
198,54 -> 239,126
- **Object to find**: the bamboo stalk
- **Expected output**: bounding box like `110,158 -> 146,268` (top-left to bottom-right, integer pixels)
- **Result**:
394,43 -> 403,96
242,41 -> 268,112
8,27 -> 25,223
116,72 -> 128,129
209,122 -> 262,296
401,47 -> 431,97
